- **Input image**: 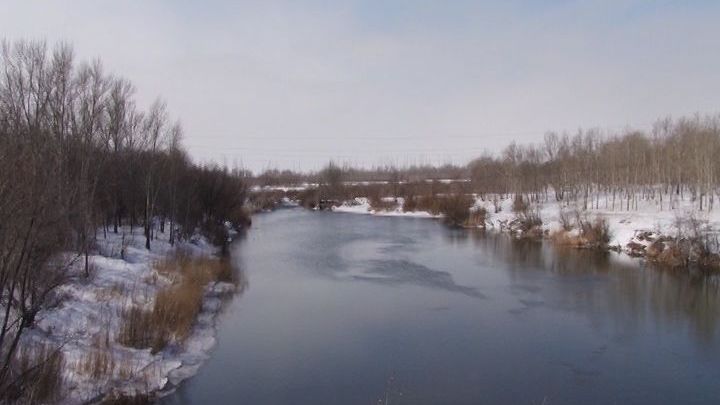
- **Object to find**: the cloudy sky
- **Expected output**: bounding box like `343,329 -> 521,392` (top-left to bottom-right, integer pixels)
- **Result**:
2,0 -> 719,171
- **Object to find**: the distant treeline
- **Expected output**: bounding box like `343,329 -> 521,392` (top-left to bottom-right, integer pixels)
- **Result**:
0,39 -> 248,399
254,164 -> 467,186
256,116 -> 720,212
469,118 -> 720,211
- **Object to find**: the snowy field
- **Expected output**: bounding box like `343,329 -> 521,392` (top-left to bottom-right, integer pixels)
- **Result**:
22,227 -> 236,404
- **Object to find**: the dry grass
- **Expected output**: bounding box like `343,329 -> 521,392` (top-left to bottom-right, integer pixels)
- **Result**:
79,334 -> 115,379
119,255 -> 234,353
552,213 -> 611,249
80,349 -> 115,379
369,196 -> 397,211
581,217 -> 611,246
466,207 -> 488,228
5,343 -> 65,404
645,215 -> 720,270
101,392 -> 154,405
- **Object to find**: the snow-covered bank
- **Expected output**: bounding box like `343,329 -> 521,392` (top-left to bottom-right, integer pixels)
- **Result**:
331,197 -> 441,219
328,194 -> 720,260
472,195 -> 720,250
22,228 -> 238,404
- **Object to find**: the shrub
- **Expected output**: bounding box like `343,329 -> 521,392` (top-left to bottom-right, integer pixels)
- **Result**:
297,188 -> 320,209
248,190 -> 285,212
579,217 -> 611,247
369,195 -> 396,211
400,193 -> 477,226
439,194 -> 474,227
647,214 -> 720,270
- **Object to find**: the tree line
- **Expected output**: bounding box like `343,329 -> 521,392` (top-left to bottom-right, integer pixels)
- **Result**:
0,39 -> 248,399
256,115 -> 720,214
469,116 -> 720,211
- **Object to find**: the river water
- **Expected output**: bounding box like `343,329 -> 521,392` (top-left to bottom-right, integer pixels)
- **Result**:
162,209 -> 720,404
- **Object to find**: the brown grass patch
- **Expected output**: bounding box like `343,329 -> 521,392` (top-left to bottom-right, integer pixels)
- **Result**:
79,334 -> 115,379
80,349 -> 115,379
101,392 -> 154,405
119,255 -> 234,353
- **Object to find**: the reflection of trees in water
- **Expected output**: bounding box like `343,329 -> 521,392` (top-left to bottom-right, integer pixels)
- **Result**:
468,231 -> 548,269
228,252 -> 250,299
442,227 -> 472,245
233,261 -> 250,295
471,233 -> 720,347
643,270 -> 720,345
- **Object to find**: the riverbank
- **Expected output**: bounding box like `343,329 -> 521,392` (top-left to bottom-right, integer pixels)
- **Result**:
20,227 -> 239,404
327,194 -> 720,269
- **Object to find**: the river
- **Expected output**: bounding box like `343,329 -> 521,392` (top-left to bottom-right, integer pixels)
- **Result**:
162,208 -> 720,404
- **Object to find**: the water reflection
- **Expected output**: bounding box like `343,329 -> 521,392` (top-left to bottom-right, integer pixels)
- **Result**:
468,231 -> 720,347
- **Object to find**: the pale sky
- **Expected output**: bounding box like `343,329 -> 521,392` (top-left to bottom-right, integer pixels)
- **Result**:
2,1 -> 719,172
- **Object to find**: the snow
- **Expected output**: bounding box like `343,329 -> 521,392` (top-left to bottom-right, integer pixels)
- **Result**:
472,194 -> 720,250
22,227 -> 236,404
332,197 -> 441,219
330,193 -> 720,255
425,178 -> 471,184
250,183 -> 318,192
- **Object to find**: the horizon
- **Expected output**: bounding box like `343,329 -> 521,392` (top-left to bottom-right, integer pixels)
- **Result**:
3,0 -> 720,171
